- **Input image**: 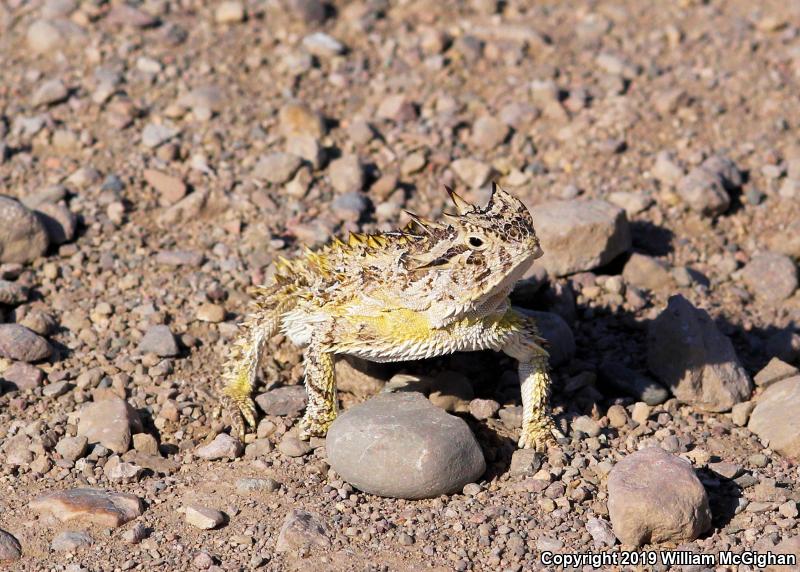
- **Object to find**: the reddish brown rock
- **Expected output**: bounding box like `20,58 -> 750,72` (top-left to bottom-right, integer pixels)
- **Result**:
30,488 -> 143,528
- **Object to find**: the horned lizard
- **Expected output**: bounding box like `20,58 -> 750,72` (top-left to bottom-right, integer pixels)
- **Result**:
222,183 -> 559,450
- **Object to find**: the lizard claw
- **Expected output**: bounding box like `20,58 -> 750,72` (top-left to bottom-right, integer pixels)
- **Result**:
228,396 -> 257,441
298,413 -> 334,441
518,419 -> 560,451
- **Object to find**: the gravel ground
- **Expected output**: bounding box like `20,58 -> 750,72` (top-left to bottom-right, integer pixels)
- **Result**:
1,0 -> 800,570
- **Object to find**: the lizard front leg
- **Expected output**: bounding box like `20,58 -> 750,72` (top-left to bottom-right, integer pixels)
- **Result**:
298,331 -> 338,440
501,311 -> 560,451
222,291 -> 292,439
221,315 -> 267,440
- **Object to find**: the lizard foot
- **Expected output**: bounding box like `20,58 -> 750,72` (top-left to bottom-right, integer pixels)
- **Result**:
518,419 -> 562,451
298,413 -> 335,441
227,396 -> 257,441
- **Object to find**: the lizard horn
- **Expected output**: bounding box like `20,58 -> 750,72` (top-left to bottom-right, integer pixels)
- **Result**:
404,211 -> 435,235
444,185 -> 476,215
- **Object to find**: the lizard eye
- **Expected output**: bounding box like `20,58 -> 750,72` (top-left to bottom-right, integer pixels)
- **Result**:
467,235 -> 486,249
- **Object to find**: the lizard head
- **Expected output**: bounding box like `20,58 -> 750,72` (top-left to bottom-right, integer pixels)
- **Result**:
402,183 -> 543,318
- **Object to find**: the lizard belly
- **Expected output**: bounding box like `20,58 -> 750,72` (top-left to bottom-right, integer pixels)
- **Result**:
280,309 -> 327,347
332,307 -> 517,362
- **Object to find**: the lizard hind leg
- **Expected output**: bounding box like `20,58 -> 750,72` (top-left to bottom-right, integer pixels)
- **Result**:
298,333 -> 338,441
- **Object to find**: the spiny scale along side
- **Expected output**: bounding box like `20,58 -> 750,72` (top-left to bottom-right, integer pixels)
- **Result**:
222,183 -> 561,451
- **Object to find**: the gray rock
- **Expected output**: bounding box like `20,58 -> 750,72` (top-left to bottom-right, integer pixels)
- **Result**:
748,376 -> 800,460
0,529 -> 21,561
780,178 -> 800,199
195,433 -> 243,460
599,362 -> 669,405
19,309 -> 56,336
155,250 -> 204,267
255,385 -> 307,417
243,438 -> 273,460
0,324 -> 51,362
141,123 -> 179,148
471,116 -> 509,149
1,361 -> 44,391
32,79 -> 68,107
676,155 -> 741,217
0,279 -> 29,306
77,398 -> 142,454
3,434 -> 32,465
56,435 -> 88,461
622,253 -> 675,292
27,19 -> 64,53
252,153 -> 303,184
334,355 -> 386,397
331,192 -> 369,222
42,380 -> 70,397
754,357 -> 799,388
143,169 -> 187,205
285,135 -> 323,168
498,405 -> 522,429
381,373 -> 431,394
766,536 -> 800,572
290,0 -> 326,24
122,522 -> 148,545
606,404 -> 629,428
275,509 -> 330,553
103,456 -> 142,480
730,401 -> 756,426
278,432 -> 312,457
515,309 -> 575,368
0,196 -> 49,264
329,155 -> 364,194
536,536 -> 564,552
469,398 -> 500,420
764,220 -> 800,260
279,101 -> 325,138
302,32 -> 344,57
326,392 -> 486,499
185,506 -> 225,529
499,101 -> 539,128
428,370 -> 473,413
607,191 -> 654,216
607,447 -> 711,546
235,477 -> 280,494
138,325 -> 179,357
30,488 -> 143,528
740,252 -> 798,303
51,531 -> 93,552
214,1 -> 245,23
647,295 -> 752,412
508,449 -> 542,477
35,203 -> 76,245
702,155 -> 743,188
532,200 -> 631,277
652,151 -> 684,185
451,158 -> 492,189
376,94 -> 417,122
572,415 -> 601,437
586,517 -> 616,547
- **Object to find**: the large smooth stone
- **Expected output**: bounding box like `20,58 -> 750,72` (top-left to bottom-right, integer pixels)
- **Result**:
748,375 -> 800,460
607,447 -> 711,546
647,295 -> 752,411
530,199 -> 631,277
326,392 -> 485,499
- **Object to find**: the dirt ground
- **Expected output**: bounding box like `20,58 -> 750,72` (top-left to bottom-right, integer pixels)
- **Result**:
0,0 -> 799,570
